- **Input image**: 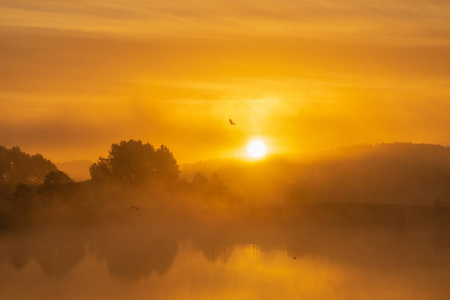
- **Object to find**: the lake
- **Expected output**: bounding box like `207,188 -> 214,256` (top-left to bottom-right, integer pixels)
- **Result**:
1,214 -> 449,300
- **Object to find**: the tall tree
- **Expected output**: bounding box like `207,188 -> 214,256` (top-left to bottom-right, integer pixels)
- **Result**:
0,146 -> 57,184
90,140 -> 179,183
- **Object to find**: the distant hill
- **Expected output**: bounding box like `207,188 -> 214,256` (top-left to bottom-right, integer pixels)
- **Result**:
55,160 -> 93,182
182,143 -> 450,206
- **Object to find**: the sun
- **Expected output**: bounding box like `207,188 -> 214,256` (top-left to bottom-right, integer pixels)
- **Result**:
247,140 -> 267,159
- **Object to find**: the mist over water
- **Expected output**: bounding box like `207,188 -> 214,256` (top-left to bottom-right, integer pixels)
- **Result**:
1,143 -> 450,299
1,207 -> 449,300
3,0 -> 450,297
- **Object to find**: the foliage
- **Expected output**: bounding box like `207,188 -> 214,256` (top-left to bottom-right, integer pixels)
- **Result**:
89,140 -> 179,183
192,172 -> 209,187
0,146 -> 57,184
42,171 -> 73,189
190,172 -> 229,196
12,183 -> 33,201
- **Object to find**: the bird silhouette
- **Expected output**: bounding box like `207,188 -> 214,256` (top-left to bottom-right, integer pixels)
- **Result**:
130,206 -> 139,211
229,119 -> 236,125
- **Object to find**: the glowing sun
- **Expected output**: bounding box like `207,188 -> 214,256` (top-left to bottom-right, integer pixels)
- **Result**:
247,140 -> 267,159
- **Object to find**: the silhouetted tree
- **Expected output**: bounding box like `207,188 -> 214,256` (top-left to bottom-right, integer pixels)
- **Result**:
88,157 -> 110,180
12,183 -> 33,201
0,146 -> 57,184
154,145 -> 179,182
8,183 -> 36,226
0,147 -> 9,182
89,140 -> 179,183
209,173 -> 228,194
190,172 -> 230,197
192,172 -> 209,187
43,171 -> 73,189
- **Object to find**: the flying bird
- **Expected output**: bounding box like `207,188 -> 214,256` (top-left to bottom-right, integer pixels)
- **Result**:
229,119 -> 236,125
130,206 -> 139,211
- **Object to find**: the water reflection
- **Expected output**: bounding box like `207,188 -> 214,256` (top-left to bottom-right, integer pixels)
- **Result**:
2,240 -> 448,300
89,225 -> 178,279
0,205 -> 449,300
1,227 -> 86,277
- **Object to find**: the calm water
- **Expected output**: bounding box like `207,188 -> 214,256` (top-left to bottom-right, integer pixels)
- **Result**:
1,221 -> 449,300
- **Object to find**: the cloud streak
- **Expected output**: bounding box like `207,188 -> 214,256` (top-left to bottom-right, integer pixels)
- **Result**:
1,1 -> 450,162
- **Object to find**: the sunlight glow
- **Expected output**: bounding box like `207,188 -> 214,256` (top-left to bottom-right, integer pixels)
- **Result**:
247,140 -> 267,159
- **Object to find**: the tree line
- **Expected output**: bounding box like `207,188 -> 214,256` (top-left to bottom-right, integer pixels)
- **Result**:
0,146 -> 57,185
1,140 -> 180,187
0,140 -> 233,230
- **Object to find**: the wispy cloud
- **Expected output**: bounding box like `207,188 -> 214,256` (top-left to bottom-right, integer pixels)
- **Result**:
1,1 -> 450,161
1,1 -> 450,43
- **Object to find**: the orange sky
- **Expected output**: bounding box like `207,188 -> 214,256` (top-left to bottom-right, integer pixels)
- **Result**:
1,0 -> 450,163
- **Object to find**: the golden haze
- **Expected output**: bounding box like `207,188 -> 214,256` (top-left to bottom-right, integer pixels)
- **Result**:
1,1 -> 450,162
